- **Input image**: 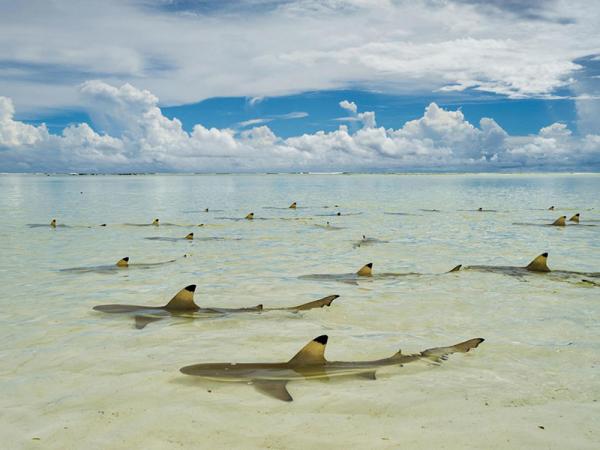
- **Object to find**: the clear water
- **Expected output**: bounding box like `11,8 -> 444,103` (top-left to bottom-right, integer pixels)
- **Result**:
1,173 -> 599,449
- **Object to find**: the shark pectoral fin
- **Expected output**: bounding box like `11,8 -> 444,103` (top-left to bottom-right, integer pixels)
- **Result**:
287,295 -> 340,311
448,264 -> 462,273
420,338 -> 485,363
356,371 -> 377,380
134,315 -> 164,329
252,380 -> 293,402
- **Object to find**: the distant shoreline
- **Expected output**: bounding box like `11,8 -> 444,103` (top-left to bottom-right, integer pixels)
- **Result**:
1,171 -> 600,176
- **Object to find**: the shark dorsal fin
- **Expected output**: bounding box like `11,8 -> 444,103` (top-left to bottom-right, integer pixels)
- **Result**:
289,202 -> 297,209
116,257 -> 129,267
551,216 -> 566,226
448,264 -> 462,273
164,285 -> 199,311
569,213 -> 580,223
525,253 -> 550,272
357,263 -> 373,276
185,233 -> 194,240
288,335 -> 328,365
548,206 -> 555,210
50,219 -> 57,227
152,218 -> 159,226
478,207 -> 483,211
245,212 -> 254,220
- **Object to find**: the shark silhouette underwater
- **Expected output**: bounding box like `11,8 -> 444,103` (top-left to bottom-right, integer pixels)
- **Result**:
450,252 -> 600,281
299,263 -> 448,284
61,256 -> 182,274
93,285 -> 340,329
144,233 -> 225,242
180,335 -> 484,402
353,235 -> 390,248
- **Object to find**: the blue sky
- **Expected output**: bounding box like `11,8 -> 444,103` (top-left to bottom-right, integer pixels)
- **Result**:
1,0 -> 599,172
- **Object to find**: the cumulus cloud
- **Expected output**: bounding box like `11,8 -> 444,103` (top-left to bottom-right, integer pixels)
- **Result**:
1,82 -> 599,172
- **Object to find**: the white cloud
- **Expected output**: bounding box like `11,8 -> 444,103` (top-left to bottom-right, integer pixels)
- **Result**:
339,100 -> 357,114
1,81 -> 599,172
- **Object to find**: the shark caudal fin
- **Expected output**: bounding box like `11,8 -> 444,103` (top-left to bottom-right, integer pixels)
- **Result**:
289,202 -> 297,209
288,335 -> 328,365
551,216 -> 566,226
525,252 -> 550,272
448,264 -> 462,273
116,257 -> 129,267
164,285 -> 199,311
286,295 -> 339,311
152,218 -> 159,226
185,233 -> 194,240
420,338 -> 484,363
245,212 -> 254,220
357,263 -> 373,277
569,213 -> 580,223
50,219 -> 57,227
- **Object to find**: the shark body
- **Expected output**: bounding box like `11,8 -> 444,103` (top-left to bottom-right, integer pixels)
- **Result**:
61,256 -> 180,274
93,285 -> 340,329
180,335 -> 484,401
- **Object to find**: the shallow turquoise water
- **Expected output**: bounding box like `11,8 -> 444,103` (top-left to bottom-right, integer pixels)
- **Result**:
1,173 -> 599,449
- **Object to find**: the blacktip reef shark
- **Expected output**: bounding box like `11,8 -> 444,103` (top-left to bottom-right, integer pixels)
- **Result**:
353,235 -> 390,248
514,214 -> 594,227
93,285 -> 340,329
28,219 -> 79,228
299,263 -> 449,284
313,221 -> 345,230
145,233 -> 225,242
61,255 -> 184,274
450,252 -> 600,281
180,335 -> 484,402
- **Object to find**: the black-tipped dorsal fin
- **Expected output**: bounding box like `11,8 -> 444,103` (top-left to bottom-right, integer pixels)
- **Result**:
116,257 -> 129,267
185,233 -> 194,240
164,285 -> 199,311
569,213 -> 580,223
448,264 -> 462,273
357,263 -> 373,276
245,212 -> 254,220
289,202 -> 297,209
551,216 -> 566,226
525,253 -> 550,272
288,335 -> 328,365
152,218 -> 159,225
50,219 -> 57,227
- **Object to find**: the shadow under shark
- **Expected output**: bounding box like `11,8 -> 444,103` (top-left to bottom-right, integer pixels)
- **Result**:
180,335 -> 484,402
93,285 -> 340,329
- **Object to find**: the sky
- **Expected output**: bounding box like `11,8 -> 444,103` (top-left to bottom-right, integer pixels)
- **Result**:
0,0 -> 599,172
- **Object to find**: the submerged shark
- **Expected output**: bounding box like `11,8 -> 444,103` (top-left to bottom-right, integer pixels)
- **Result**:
144,233 -> 225,242
61,256 -> 181,274
93,285 -> 340,329
28,219 -> 77,228
353,235 -> 390,248
450,252 -> 600,280
180,335 -> 484,402
299,263 -> 437,284
313,221 -> 345,230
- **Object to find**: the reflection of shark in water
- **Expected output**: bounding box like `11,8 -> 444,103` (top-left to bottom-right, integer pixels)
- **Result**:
299,263 -> 448,284
451,253 -> 600,282
61,256 -> 182,274
180,335 -> 484,402
353,235 -> 390,248
93,285 -> 340,329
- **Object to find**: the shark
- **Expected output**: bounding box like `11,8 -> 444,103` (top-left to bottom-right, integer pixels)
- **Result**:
313,221 -> 345,230
28,219 -> 74,228
299,263 -> 438,284
353,235 -> 390,248
93,285 -> 340,329
450,252 -> 600,281
144,233 -> 224,242
61,256 -> 181,274
180,335 -> 484,402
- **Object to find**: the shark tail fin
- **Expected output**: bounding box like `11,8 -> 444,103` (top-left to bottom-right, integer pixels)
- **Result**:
448,264 -> 462,273
164,285 -> 199,311
288,335 -> 328,365
551,216 -> 566,226
357,263 -> 373,276
420,338 -> 484,363
289,202 -> 297,209
245,212 -> 254,220
286,295 -> 339,311
116,257 -> 129,267
569,213 -> 580,223
185,233 -> 194,240
525,252 -> 550,272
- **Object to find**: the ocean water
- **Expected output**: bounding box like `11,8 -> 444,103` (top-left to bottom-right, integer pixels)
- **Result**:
1,173 -> 599,449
